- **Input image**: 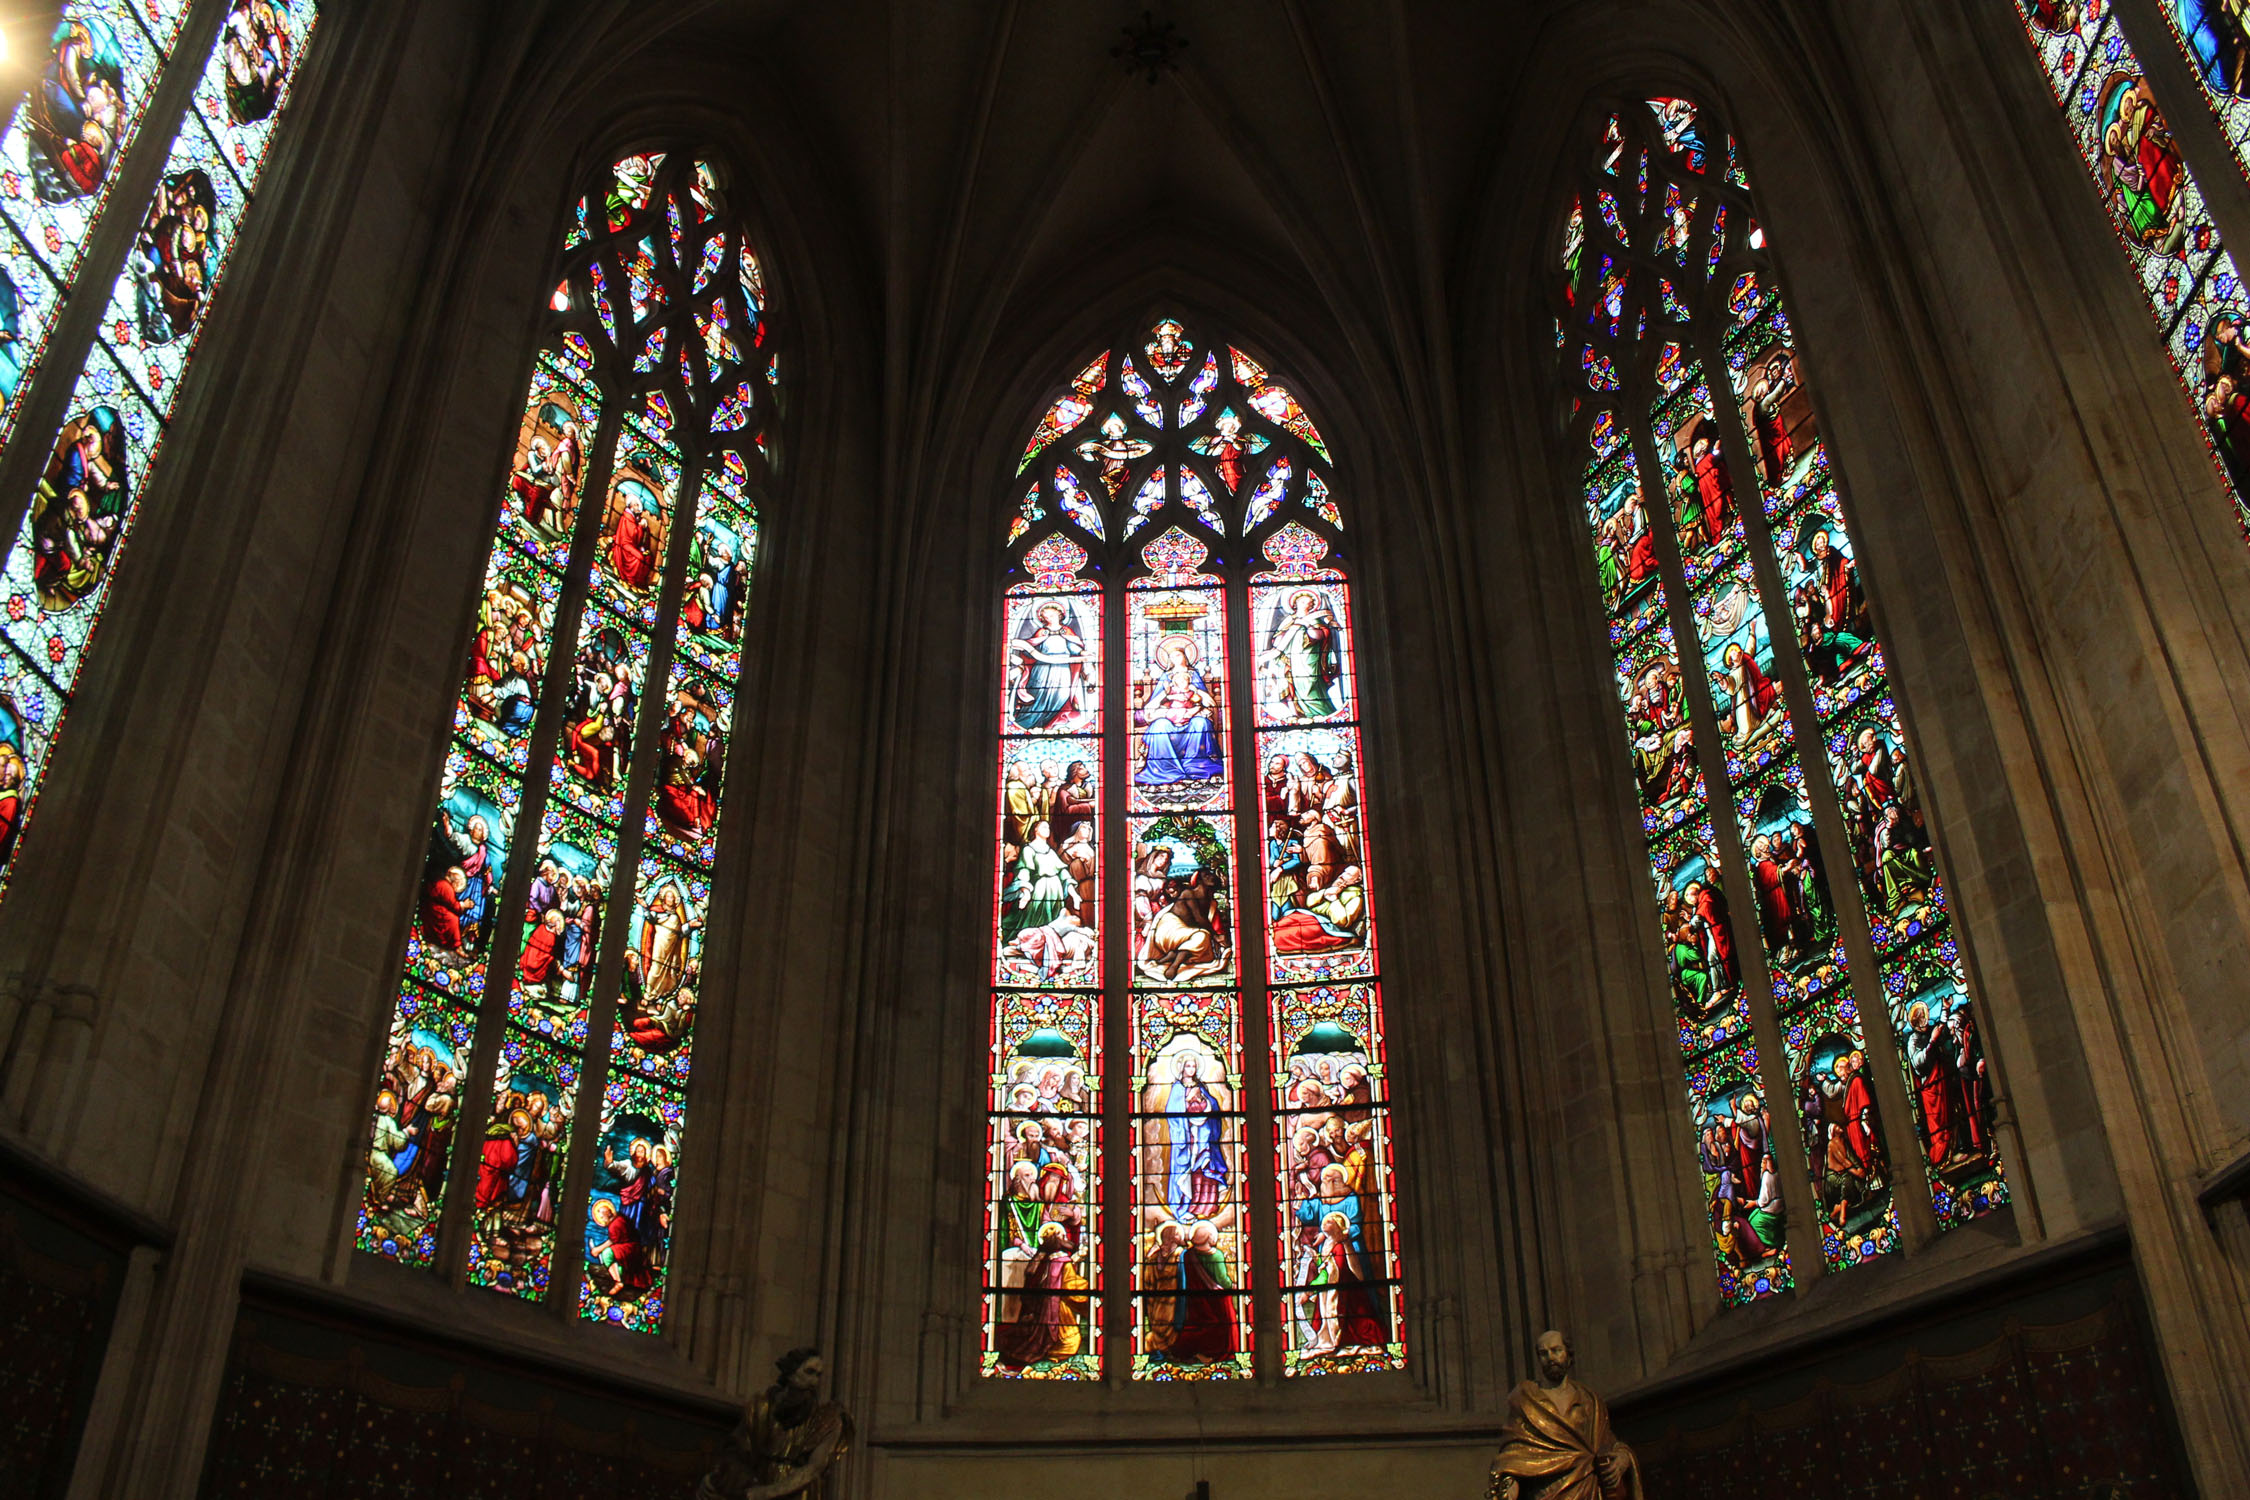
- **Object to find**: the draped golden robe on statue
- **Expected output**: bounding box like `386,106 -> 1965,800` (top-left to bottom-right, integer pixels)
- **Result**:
697,1391 -> 854,1500
1487,1378 -> 1643,1500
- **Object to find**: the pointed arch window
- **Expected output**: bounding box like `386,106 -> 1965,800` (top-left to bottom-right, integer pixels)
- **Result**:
2013,2 -> 2250,541
984,316 -> 1404,1380
1554,98 -> 2009,1307
354,149 -> 780,1337
0,0 -> 321,898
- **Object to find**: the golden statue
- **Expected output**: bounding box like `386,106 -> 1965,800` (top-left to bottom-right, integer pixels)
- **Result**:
1487,1330 -> 1643,1500
697,1346 -> 854,1500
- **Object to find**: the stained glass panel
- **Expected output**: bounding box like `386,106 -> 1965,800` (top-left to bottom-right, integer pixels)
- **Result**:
358,980 -> 474,1265
366,151 -> 780,1335
1688,1038 -> 1791,1303
1706,167 -> 2008,1223
1021,353 -> 1109,472
578,1069 -> 685,1332
984,989 -> 1102,1378
1272,981 -> 1403,1375
1127,573 -> 1230,815
1130,990 -> 1250,1379
0,0 -> 319,896
465,1027 -> 580,1298
0,1 -> 196,458
502,801 -> 615,1049
996,735 -> 1100,989
357,348 -> 586,1263
986,316 -> 1386,1377
2013,2 -> 2250,538
1250,578 -> 1354,727
1572,344 -> 1788,1298
1002,588 -> 1101,736
1557,92 -> 2009,1302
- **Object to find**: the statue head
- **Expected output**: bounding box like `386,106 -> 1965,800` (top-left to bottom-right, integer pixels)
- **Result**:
775,1346 -> 823,1392
1534,1329 -> 1573,1384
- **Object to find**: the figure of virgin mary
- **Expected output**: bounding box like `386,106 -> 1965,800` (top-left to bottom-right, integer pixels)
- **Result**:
1136,637 -> 1225,786
1164,1051 -> 1229,1222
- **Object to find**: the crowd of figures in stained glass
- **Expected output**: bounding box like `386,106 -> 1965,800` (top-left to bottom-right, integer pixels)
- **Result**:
2013,2 -> 2250,549
0,1 -> 317,900
357,149 -> 777,1338
1557,97 -> 2006,1308
988,316 -> 1403,1379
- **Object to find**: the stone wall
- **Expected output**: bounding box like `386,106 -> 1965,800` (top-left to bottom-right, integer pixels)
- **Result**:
0,0 -> 2244,1496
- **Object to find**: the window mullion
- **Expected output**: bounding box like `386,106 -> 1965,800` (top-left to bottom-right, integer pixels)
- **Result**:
548,453 -> 710,1316
1100,564 -> 1131,1383
1225,560 -> 1285,1383
433,393 -> 627,1285
1623,380 -> 1826,1289
1687,268 -> 1943,1250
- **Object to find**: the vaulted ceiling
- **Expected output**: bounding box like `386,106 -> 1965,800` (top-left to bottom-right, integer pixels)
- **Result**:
689,0 -> 1546,334
490,0 -> 1575,429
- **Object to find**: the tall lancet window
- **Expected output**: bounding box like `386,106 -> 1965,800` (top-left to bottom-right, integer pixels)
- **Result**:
985,316 -> 1404,1381
2014,2 -> 2250,541
1554,99 -> 2009,1308
355,150 -> 779,1338
0,1 -> 321,898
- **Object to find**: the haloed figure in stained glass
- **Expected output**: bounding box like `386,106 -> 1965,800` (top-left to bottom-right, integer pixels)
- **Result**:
1801,1037 -> 1888,1233
988,316 -> 1403,1377
129,170 -> 217,346
1139,1035 -> 1241,1367
1008,598 -> 1095,732
27,16 -> 127,203
1783,521 -> 1873,689
29,409 -> 128,612
224,0 -> 297,124
1281,1028 -> 1386,1359
2100,74 -> 2189,253
1668,416 -> 1738,554
509,402 -> 587,542
2175,0 -> 2250,97
1699,1087 -> 1786,1275
1264,745 -> 1365,959
1258,589 -> 1344,721
366,1035 -> 463,1244
589,1118 -> 676,1302
1134,634 -> 1225,792
654,681 -> 728,843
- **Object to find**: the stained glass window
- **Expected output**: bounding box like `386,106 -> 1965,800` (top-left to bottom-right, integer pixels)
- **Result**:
0,2 -> 198,458
0,0 -> 319,899
357,151 -> 780,1340
1555,99 -> 2008,1308
986,316 -> 1403,1379
2013,1 -> 2250,541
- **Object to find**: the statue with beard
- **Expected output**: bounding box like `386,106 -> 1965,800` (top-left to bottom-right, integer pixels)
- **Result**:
696,1346 -> 853,1500
1488,1330 -> 1643,1500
